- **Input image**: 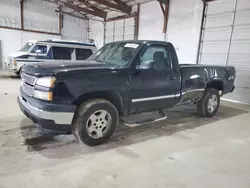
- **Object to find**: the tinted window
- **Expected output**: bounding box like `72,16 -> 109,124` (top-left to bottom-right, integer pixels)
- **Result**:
140,46 -> 172,70
31,45 -> 47,54
52,47 -> 72,60
75,48 -> 93,60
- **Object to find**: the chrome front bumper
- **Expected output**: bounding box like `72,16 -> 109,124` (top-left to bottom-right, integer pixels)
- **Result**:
6,65 -> 18,72
18,95 -> 74,125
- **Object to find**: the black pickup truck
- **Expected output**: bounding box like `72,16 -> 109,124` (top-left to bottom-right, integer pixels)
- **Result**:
18,40 -> 236,146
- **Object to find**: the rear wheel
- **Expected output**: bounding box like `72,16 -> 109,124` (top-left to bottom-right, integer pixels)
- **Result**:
197,88 -> 220,117
72,99 -> 119,146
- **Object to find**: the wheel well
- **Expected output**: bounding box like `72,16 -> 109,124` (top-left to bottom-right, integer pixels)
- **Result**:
73,90 -> 124,115
18,66 -> 23,74
206,80 -> 224,93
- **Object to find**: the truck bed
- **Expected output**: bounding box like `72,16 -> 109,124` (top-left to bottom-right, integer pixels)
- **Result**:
178,63 -> 235,105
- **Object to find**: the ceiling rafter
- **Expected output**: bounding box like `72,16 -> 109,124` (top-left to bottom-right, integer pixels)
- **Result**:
59,0 -> 107,18
91,0 -> 132,13
112,0 -> 130,9
76,0 -> 105,13
89,0 -> 136,14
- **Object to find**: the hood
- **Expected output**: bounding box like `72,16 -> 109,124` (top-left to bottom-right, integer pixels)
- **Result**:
8,51 -> 28,58
21,60 -> 118,76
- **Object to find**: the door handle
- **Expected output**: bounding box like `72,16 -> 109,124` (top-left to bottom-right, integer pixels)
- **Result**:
168,75 -> 176,80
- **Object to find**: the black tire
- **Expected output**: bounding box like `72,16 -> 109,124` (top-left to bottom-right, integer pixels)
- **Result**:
197,88 -> 220,117
15,67 -> 22,77
15,71 -> 20,76
72,99 -> 119,146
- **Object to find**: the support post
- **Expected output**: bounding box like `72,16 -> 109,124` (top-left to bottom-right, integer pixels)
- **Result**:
123,19 -> 125,40
225,0 -> 237,65
158,0 -> 169,33
159,1 -> 165,15
113,21 -> 115,42
196,0 -> 207,64
134,4 -> 140,39
20,0 -> 24,30
58,6 -> 63,35
103,21 -> 106,45
163,0 -> 169,33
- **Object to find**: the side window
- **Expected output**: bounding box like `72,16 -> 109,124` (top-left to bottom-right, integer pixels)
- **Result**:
140,46 -> 172,70
30,45 -> 47,54
52,47 -> 72,60
75,48 -> 93,60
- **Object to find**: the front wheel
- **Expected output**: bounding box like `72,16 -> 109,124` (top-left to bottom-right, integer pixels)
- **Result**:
197,88 -> 220,117
15,67 -> 22,77
72,99 -> 119,146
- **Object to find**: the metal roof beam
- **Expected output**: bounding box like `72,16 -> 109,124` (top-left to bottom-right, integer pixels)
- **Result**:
60,1 -> 107,18
112,0 -> 131,12
105,12 -> 137,22
91,0 -> 132,13
76,0 -> 106,13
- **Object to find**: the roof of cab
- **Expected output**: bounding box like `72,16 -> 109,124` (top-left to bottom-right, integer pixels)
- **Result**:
107,40 -> 171,45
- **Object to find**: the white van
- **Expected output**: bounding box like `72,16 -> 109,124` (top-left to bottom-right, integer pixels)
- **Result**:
7,39 -> 97,75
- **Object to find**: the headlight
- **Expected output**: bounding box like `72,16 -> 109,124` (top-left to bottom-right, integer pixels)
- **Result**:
34,76 -> 56,101
34,90 -> 53,101
36,76 -> 56,88
12,59 -> 17,66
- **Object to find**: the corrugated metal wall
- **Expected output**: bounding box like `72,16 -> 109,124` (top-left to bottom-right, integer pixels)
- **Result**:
139,0 -> 203,64
24,0 -> 58,33
105,18 -> 135,44
138,1 -> 165,41
0,0 -> 20,28
88,0 -> 203,63
0,41 -> 2,69
0,0 -> 89,68
61,14 -> 88,42
89,20 -> 104,49
199,0 -> 250,104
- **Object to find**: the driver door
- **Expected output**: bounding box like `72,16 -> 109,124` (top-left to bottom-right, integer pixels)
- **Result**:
129,44 -> 181,113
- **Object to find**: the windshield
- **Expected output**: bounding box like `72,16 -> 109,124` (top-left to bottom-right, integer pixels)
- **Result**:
89,42 -> 140,66
20,42 -> 34,52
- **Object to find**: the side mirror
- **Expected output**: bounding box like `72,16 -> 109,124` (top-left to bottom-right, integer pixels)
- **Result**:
138,60 -> 154,69
135,64 -> 141,70
35,49 -> 42,55
134,65 -> 141,75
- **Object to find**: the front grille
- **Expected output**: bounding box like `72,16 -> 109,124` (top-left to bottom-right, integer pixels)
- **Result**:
22,83 -> 34,97
21,73 -> 37,86
21,73 -> 37,97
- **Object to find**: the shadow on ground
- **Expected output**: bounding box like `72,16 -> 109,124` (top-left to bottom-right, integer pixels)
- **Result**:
20,105 -> 246,159
0,75 -> 20,79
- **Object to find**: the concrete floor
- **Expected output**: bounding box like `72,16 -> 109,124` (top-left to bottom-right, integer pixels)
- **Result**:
0,77 -> 250,188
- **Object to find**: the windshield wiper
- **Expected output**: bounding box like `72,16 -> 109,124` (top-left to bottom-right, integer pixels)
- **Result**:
99,59 -> 107,64
98,59 -> 112,65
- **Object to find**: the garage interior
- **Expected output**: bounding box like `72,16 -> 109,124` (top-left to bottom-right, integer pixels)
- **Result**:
0,0 -> 250,187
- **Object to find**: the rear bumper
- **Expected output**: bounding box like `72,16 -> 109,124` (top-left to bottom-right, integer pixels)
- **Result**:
18,95 -> 75,134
